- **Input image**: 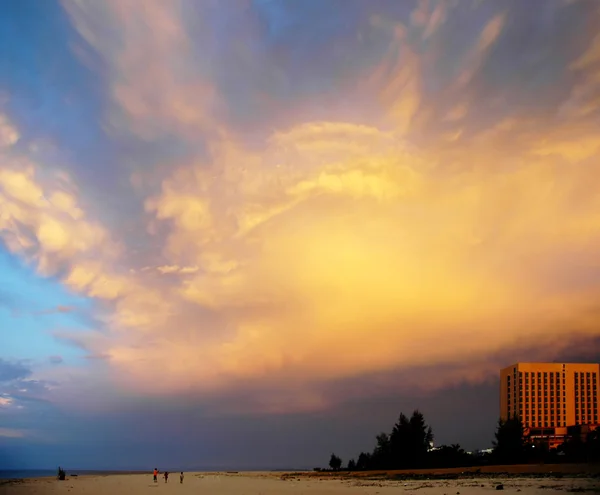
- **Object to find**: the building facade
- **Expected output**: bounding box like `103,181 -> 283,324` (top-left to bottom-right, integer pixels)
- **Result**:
500,363 -> 599,447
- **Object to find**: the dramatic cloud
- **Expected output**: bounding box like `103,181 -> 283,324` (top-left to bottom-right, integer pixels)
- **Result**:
1,0 -> 600,463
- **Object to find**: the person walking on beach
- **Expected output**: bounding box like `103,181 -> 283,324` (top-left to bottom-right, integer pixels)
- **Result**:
153,468 -> 158,483
164,471 -> 169,483
180,472 -> 184,484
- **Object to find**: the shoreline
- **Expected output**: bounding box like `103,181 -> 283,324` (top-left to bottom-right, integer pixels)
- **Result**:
4,463 -> 600,483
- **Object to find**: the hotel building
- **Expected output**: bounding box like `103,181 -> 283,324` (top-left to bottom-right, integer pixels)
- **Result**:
500,363 -> 599,446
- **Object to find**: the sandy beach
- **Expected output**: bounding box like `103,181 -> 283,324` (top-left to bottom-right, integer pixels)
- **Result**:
4,468 -> 600,495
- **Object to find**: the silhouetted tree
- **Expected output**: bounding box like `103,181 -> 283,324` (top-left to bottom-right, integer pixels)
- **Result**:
389,410 -> 433,469
356,451 -> 371,471
372,432 -> 392,469
390,413 -> 410,468
409,410 -> 434,465
325,408 -> 494,471
492,417 -> 526,464
329,453 -> 342,471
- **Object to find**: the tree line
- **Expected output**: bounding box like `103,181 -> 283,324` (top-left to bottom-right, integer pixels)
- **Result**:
325,410 -> 600,471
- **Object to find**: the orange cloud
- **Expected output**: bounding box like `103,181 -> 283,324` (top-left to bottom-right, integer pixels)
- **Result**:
99,113 -> 600,406
455,13 -> 507,89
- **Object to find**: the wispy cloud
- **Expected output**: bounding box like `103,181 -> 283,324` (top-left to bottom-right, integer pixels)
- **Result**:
34,305 -> 74,316
154,265 -> 199,275
61,0 -> 216,140
0,427 -> 26,438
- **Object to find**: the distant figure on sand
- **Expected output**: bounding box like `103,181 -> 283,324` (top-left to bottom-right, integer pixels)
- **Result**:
164,471 -> 169,483
180,472 -> 184,484
153,468 -> 158,482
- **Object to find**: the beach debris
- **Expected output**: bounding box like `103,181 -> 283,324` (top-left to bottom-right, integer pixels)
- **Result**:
496,484 -> 504,490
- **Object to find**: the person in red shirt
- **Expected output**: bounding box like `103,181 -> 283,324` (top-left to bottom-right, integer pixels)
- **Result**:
153,468 -> 158,483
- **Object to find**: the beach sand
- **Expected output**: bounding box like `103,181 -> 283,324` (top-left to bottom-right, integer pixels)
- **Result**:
3,468 -> 600,495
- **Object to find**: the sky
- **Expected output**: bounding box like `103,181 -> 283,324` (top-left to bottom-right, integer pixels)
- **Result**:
1,0 -> 600,471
